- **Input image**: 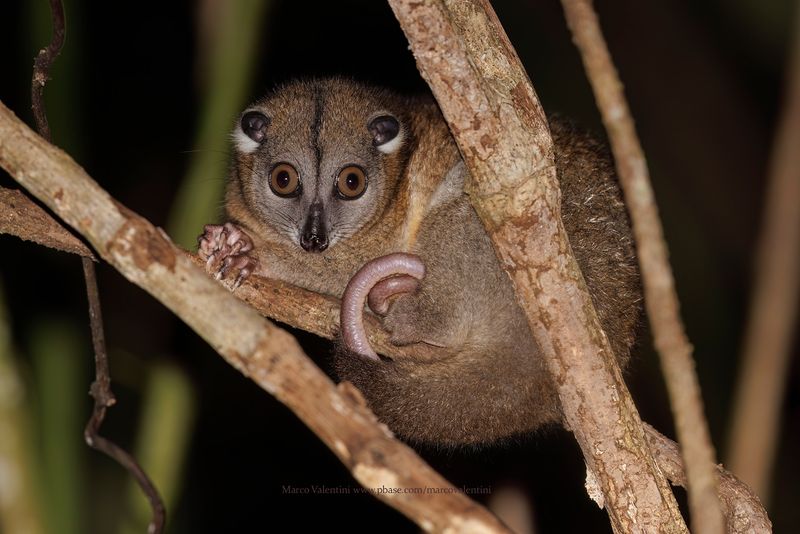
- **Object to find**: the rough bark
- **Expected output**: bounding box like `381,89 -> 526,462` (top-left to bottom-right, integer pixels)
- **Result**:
645,425 -> 772,533
559,1 -> 724,532
0,187 -> 93,258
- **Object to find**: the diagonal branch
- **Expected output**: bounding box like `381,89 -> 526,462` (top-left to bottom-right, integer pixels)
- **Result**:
0,99 -> 511,534
0,187 -> 93,257
388,0 -> 686,531
559,1 -> 724,532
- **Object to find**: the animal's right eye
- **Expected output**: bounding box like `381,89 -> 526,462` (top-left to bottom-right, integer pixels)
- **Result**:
269,163 -> 301,197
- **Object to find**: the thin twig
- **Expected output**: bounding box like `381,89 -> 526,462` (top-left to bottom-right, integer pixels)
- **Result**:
559,1 -> 724,533
727,5 -> 800,503
0,99 -> 511,534
30,0 -> 65,143
30,1 -> 165,532
82,260 -> 165,534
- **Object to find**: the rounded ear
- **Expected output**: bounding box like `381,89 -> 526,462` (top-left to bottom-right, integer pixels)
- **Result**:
368,114 -> 403,154
235,110 -> 270,154
241,111 -> 269,143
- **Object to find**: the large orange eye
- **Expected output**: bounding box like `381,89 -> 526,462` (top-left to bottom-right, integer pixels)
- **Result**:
269,163 -> 301,197
336,166 -> 367,199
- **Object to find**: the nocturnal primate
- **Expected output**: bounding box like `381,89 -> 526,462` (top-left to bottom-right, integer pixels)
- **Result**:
199,78 -> 641,446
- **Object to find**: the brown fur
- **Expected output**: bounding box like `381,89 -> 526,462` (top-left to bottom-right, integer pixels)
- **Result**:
221,78 -> 641,447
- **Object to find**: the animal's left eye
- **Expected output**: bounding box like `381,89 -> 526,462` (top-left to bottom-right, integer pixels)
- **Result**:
336,166 -> 367,199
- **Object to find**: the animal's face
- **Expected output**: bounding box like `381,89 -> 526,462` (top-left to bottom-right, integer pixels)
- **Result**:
232,80 -> 408,252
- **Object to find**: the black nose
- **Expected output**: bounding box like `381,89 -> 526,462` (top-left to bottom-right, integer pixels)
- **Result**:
300,202 -> 328,252
300,231 -> 328,252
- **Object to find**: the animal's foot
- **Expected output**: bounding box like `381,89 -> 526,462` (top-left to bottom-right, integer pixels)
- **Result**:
380,291 -> 448,348
198,222 -> 258,288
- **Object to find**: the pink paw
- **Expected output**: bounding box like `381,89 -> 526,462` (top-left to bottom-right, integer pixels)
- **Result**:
198,222 -> 258,288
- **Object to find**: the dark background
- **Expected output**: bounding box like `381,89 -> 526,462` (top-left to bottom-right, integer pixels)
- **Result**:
0,0 -> 797,532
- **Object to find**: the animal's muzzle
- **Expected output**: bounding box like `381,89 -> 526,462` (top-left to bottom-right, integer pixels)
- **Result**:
300,202 -> 328,252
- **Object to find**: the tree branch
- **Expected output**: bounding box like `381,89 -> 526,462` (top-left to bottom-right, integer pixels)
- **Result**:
30,0 -> 65,143
559,1 -> 724,532
644,424 -> 771,533
0,187 -> 93,257
388,0 -> 686,531
0,99 -> 511,534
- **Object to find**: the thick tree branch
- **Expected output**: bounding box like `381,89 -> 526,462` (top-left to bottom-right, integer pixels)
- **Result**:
0,187 -> 93,257
388,1 -> 686,531
0,100 -> 510,534
560,1 -> 724,532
